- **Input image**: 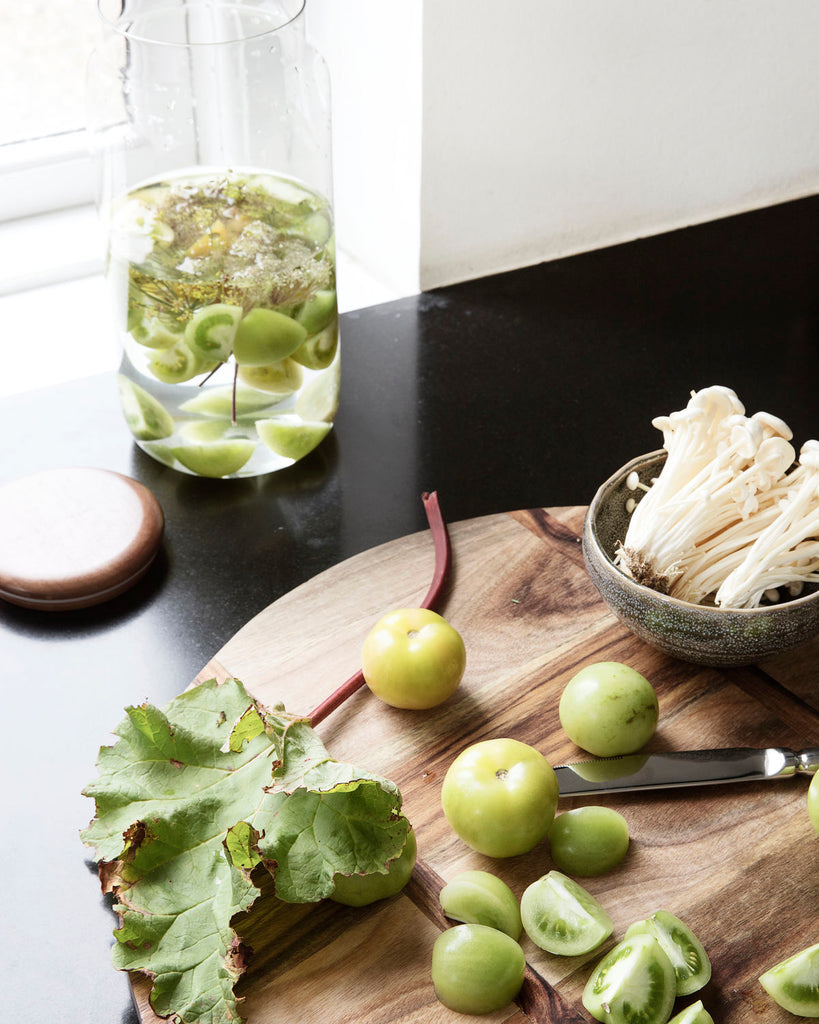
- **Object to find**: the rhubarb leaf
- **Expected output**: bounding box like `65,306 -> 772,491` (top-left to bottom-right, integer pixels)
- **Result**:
81,677 -> 410,1024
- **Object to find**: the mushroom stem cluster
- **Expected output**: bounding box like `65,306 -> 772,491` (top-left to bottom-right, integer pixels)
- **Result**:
616,386 -> 819,609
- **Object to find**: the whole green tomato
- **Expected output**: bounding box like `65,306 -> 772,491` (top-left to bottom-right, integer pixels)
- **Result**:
559,661 -> 659,756
809,771 -> 819,836
330,828 -> 417,907
361,608 -> 466,710
441,738 -> 559,857
431,923 -> 525,1015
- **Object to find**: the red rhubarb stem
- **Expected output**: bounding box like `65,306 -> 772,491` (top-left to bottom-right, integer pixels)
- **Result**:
308,491 -> 451,727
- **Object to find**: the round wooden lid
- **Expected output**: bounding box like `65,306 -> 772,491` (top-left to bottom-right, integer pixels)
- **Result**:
0,467 -> 164,610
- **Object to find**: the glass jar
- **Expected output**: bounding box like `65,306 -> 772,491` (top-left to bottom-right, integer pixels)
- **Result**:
88,0 -> 338,478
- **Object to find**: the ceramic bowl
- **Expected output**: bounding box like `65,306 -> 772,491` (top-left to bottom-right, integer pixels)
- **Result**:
582,449 -> 819,666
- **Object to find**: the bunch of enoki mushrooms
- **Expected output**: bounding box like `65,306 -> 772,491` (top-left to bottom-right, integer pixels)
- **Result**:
616,385 -> 819,610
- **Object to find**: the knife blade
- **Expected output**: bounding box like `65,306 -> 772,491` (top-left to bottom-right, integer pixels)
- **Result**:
555,746 -> 819,797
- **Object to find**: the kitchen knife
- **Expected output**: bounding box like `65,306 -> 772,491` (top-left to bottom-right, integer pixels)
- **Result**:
555,746 -> 819,797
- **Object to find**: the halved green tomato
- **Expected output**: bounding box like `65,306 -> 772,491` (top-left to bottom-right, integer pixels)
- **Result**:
130,313 -> 183,350
148,338 -> 204,384
625,911 -> 711,996
256,417 -> 331,461
184,303 -> 242,362
668,1000 -> 714,1024
759,940 -> 819,1018
520,870 -> 612,956
117,375 -> 174,440
291,318 -> 339,370
237,358 -> 303,395
233,307 -> 307,366
582,933 -> 676,1024
170,439 -> 256,478
439,870 -> 522,940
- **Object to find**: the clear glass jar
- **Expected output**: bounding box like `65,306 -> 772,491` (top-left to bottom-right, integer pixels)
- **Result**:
88,0 -> 338,478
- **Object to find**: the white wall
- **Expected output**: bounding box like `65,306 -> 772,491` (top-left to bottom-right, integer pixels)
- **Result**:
311,1 -> 819,296
420,0 -> 819,288
308,0 -> 423,301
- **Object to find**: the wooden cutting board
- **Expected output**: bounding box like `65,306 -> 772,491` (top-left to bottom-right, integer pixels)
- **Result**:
130,506 -> 819,1024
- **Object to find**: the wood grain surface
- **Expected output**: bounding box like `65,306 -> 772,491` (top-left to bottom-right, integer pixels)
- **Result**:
130,506 -> 819,1024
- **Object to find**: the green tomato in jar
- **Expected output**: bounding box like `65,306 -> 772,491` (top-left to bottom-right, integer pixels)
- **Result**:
559,661 -> 659,757
548,805 -> 630,877
233,307 -> 308,366
431,924 -> 525,1015
441,738 -> 559,857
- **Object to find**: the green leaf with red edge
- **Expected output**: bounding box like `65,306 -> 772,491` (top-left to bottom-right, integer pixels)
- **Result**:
81,676 -> 410,1024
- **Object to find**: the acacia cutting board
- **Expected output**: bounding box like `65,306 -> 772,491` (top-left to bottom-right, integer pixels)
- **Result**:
130,506 -> 819,1024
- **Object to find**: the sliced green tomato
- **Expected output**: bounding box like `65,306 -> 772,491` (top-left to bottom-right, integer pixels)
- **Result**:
296,288 -> 337,335
431,924 -> 525,1015
139,441 -> 177,467
130,314 -> 184,350
237,358 -> 303,395
520,870 -> 612,956
330,828 -> 417,907
184,303 -> 242,362
179,385 -> 284,419
296,353 -> 340,422
178,419 -> 257,444
148,338 -> 204,384
291,318 -> 339,370
582,933 -> 676,1024
232,307 -> 307,366
759,941 -> 819,1018
256,417 -> 331,462
625,911 -> 711,996
170,439 -> 256,478
668,1000 -> 714,1024
117,375 -> 174,440
439,870 -> 522,940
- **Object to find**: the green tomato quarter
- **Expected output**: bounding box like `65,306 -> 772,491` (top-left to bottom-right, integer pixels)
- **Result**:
520,870 -> 613,956
439,870 -> 522,939
668,1000 -> 715,1024
625,910 -> 711,996
548,806 -> 630,877
808,772 -> 819,837
759,940 -> 819,1018
441,738 -> 559,858
559,661 -> 659,757
431,923 -> 525,1015
361,608 -> 466,710
582,932 -> 676,1024
330,827 -> 417,907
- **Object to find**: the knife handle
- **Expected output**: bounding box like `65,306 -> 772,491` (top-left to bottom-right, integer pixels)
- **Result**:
798,749 -> 819,774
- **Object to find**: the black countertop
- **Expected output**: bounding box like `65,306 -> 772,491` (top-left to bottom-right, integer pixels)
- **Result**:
2,194 -> 817,1023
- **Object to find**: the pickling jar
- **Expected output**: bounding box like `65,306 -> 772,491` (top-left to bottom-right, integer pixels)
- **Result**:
88,0 -> 338,478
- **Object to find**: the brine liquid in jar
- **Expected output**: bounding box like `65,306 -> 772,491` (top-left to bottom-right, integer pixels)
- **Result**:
108,168 -> 339,478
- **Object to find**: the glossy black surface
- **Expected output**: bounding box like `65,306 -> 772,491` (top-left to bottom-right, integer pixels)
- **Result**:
2,195 -> 817,1022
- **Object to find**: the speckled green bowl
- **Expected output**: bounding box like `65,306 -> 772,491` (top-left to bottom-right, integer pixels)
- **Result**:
582,450 -> 819,666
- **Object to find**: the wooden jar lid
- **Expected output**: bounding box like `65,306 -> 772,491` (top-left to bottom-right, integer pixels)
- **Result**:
0,467 -> 164,610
